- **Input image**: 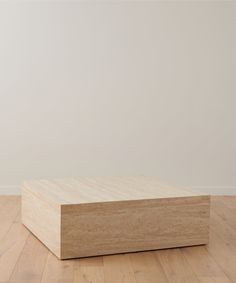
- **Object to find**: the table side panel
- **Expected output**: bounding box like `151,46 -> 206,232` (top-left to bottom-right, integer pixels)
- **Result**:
21,186 -> 61,258
61,195 -> 210,259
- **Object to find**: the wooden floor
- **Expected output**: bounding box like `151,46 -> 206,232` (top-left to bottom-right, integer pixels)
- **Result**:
0,196 -> 236,283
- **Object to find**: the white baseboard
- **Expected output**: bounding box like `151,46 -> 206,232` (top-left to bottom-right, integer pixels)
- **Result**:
0,186 -> 21,195
192,186 -> 236,196
0,185 -> 235,196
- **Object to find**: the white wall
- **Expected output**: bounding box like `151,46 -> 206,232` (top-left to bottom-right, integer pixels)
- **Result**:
0,2 -> 235,194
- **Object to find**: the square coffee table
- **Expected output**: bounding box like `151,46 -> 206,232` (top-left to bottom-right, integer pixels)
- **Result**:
21,177 -> 210,259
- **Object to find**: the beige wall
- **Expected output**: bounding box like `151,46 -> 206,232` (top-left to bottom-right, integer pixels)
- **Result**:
0,2 -> 235,194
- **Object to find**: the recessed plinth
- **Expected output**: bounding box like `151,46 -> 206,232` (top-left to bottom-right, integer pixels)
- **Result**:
21,177 -> 210,259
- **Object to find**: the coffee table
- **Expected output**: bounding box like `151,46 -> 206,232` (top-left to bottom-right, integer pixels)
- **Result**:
21,177 -> 210,259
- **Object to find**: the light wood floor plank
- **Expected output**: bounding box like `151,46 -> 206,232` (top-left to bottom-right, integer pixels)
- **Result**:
181,246 -> 231,283
103,254 -> 136,283
0,212 -> 29,282
156,248 -> 200,283
73,257 -> 105,283
210,211 -> 236,247
41,253 -> 74,283
213,196 -> 236,210
211,199 -> 236,230
0,196 -> 12,208
224,197 -> 236,210
0,196 -> 20,241
207,227 -> 236,281
129,251 -> 168,283
9,233 -> 49,283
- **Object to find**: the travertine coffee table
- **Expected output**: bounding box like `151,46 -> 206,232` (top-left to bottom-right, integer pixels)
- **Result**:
21,177 -> 210,259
